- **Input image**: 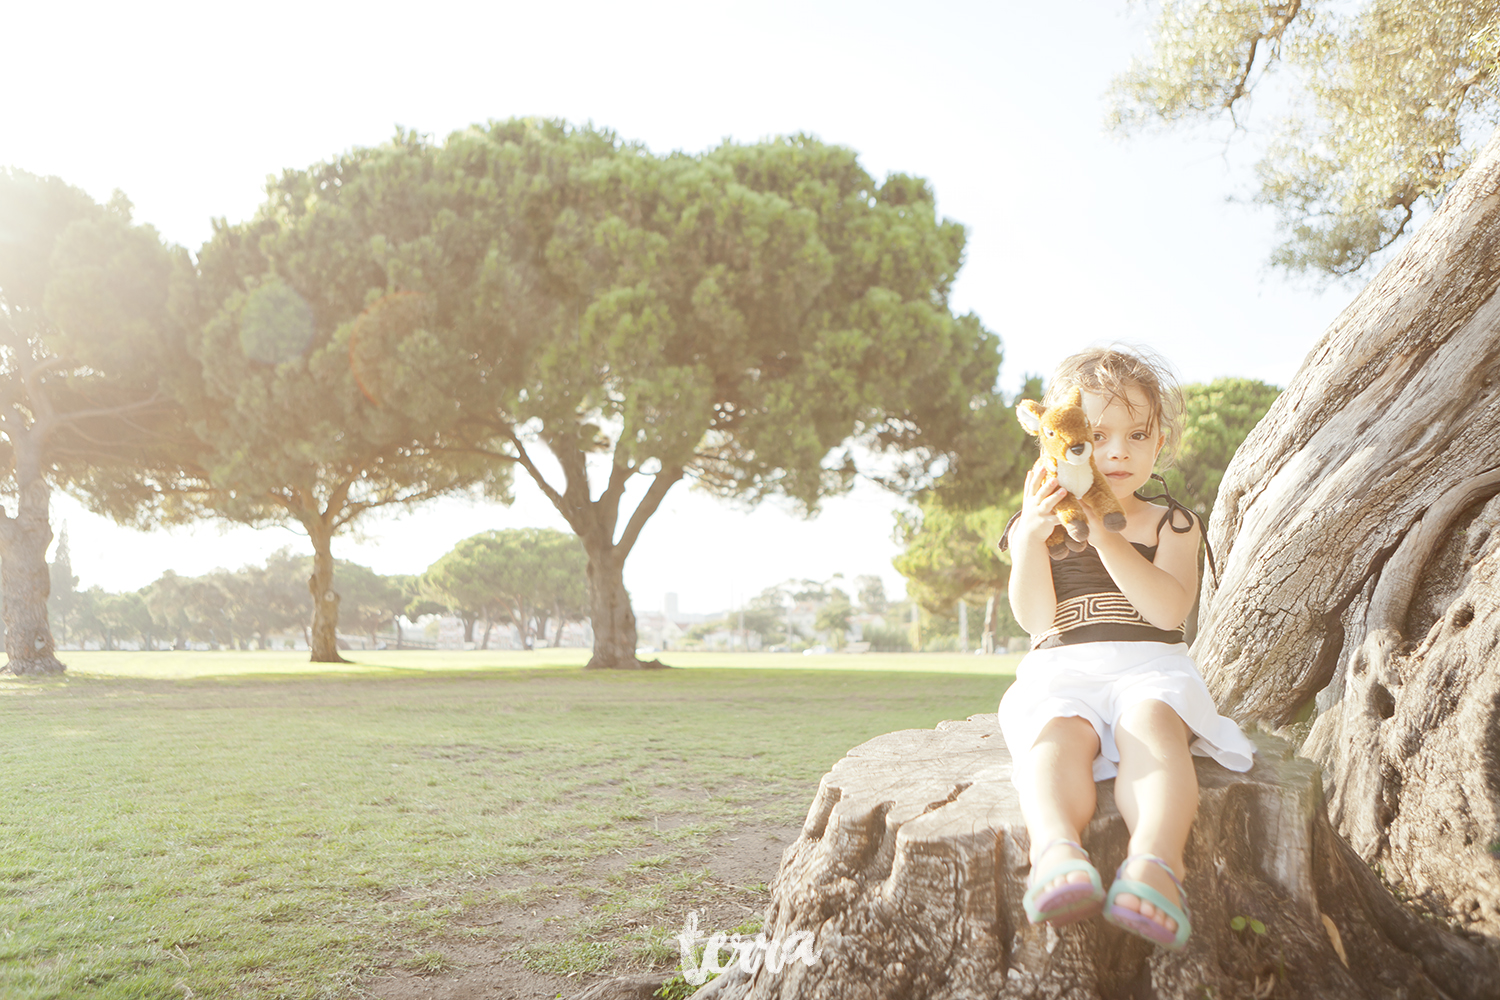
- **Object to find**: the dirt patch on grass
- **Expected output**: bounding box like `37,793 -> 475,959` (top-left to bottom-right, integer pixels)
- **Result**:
361,819 -> 803,1000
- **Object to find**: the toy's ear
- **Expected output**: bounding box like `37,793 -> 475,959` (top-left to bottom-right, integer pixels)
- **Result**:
1016,400 -> 1044,436
1063,385 -> 1083,407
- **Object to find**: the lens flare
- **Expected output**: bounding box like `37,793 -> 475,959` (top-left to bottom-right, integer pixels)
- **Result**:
239,281 -> 314,364
348,291 -> 426,407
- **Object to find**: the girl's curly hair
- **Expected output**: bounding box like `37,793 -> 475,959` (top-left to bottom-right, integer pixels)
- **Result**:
1043,344 -> 1184,467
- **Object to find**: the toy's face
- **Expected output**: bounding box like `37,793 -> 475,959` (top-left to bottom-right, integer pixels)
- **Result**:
1083,389 -> 1163,500
1040,407 -> 1094,467
1016,395 -> 1095,469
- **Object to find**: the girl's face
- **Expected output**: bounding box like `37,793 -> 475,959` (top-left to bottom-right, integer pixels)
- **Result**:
1081,388 -> 1164,500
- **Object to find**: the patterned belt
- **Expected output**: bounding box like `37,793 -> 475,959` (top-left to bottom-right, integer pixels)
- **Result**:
1035,593 -> 1178,644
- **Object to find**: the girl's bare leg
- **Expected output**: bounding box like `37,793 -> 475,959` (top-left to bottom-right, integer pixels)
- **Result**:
1020,716 -> 1102,893
1112,699 -> 1199,933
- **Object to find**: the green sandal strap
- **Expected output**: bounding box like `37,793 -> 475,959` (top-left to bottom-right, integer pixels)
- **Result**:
1114,853 -> 1188,912
1030,837 -> 1088,864
1108,853 -> 1192,950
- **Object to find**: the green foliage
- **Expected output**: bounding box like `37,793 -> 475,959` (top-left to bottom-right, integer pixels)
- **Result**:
894,498 -> 1017,616
1159,378 -> 1281,519
392,120 -> 999,660
333,561 -> 408,641
861,623 -> 914,652
428,120 -> 1000,506
890,376 -> 1037,636
854,574 -> 888,614
55,549 -> 423,651
814,594 -> 854,647
1110,0 -> 1500,277
186,148 -> 509,528
655,972 -> 706,999
423,528 -> 589,648
1230,915 -> 1268,935
0,168 -> 202,516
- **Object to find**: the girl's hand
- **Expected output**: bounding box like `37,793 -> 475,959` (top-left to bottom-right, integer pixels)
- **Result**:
1076,492 -> 1106,539
1013,464 -> 1067,548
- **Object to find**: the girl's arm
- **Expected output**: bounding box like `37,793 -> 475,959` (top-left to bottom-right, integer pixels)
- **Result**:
1007,465 -> 1065,635
1084,504 -> 1200,630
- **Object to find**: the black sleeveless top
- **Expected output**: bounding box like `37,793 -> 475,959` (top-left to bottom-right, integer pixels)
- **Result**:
1000,478 -> 1210,649
1033,531 -> 1185,648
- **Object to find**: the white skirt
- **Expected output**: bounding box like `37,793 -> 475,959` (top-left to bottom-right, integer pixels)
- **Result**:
997,641 -> 1255,789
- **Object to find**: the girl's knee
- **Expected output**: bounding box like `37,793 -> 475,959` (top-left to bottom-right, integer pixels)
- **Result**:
1033,715 -> 1101,756
1118,700 -> 1191,742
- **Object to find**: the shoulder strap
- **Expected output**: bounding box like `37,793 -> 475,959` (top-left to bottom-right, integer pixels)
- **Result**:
999,509 -> 1022,552
1133,474 -> 1218,588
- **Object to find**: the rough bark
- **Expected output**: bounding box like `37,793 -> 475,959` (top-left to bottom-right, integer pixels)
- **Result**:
695,717 -> 1496,1000
1195,126 -> 1500,727
583,542 -> 658,670
0,445 -> 63,676
1303,491 -> 1500,930
566,972 -> 667,1000
306,522 -> 348,664
1187,122 -> 1500,975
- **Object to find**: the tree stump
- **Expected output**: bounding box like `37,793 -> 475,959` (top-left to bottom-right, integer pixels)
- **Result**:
694,716 -> 1496,1000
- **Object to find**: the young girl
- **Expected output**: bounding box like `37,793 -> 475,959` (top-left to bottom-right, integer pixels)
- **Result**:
997,346 -> 1254,951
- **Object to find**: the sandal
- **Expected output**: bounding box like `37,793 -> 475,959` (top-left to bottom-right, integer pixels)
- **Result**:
1022,838 -> 1105,927
1103,853 -> 1192,951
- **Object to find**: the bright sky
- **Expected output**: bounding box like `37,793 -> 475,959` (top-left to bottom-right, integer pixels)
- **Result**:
3,1 -> 1361,614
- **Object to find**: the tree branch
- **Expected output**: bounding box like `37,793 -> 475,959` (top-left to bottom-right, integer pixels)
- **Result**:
19,356 -> 63,436
597,459 -> 634,537
615,465 -> 685,560
51,390 -> 166,428
1223,1 -> 1302,119
506,428 -> 570,517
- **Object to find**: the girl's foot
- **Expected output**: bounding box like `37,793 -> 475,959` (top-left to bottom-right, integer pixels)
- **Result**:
1104,854 -> 1192,950
1023,838 -> 1105,927
1030,840 -> 1096,897
1110,855 -> 1182,935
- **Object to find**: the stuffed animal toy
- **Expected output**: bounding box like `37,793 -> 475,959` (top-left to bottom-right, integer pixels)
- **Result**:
1016,388 -> 1127,559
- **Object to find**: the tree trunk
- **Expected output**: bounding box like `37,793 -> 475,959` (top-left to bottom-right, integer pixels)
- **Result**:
0,460 -> 63,676
981,590 -> 997,655
695,717 -> 1496,1000
305,523 -> 348,664
517,450 -> 681,670
1303,493 -> 1500,935
583,543 -> 657,669
1191,127 -> 1500,962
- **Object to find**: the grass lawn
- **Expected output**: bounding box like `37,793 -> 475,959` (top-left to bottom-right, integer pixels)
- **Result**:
0,651 -> 1018,999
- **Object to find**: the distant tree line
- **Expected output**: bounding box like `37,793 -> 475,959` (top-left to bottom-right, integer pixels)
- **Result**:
41,527 -> 588,653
